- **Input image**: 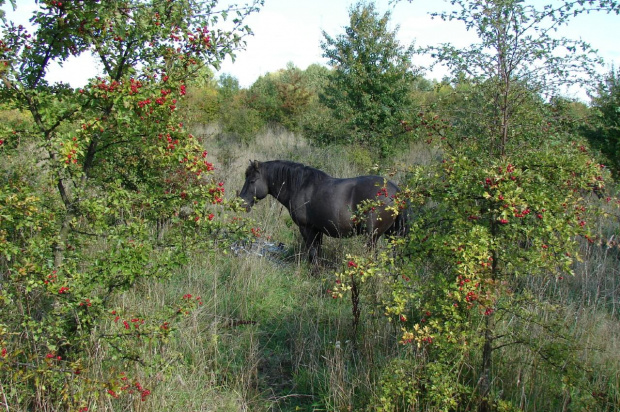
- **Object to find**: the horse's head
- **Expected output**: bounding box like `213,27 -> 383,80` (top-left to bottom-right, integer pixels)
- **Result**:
238,160 -> 269,212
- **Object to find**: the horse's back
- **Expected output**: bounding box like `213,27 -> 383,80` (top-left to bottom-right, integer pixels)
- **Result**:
349,175 -> 399,198
304,175 -> 400,238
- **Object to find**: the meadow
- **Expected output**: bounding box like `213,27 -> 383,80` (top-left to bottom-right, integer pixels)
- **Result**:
93,126 -> 619,412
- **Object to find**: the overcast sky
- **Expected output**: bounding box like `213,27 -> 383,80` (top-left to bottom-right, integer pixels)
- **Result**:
3,0 -> 619,100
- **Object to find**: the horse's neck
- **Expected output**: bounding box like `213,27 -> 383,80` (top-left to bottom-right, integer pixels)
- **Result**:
268,177 -> 294,207
265,163 -> 302,208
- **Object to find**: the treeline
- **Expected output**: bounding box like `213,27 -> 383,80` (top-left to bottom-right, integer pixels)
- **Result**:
182,61 -> 620,174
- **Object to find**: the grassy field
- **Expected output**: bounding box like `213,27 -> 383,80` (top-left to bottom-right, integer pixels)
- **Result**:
93,126 -> 619,411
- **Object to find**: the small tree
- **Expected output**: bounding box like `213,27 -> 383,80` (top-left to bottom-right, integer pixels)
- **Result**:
0,0 -> 260,408
319,1 -> 418,156
585,67 -> 620,176
333,130 -> 614,410
418,0 -> 620,157
333,0 -> 620,409
246,63 -> 312,131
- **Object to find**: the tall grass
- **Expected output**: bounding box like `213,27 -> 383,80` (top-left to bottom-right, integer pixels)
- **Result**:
89,126 -> 619,411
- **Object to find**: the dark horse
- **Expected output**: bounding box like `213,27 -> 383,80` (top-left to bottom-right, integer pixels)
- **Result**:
238,160 -> 407,262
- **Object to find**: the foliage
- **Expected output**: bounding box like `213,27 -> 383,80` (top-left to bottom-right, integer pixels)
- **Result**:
217,74 -> 264,144
584,67 -> 620,176
246,63 -> 313,132
220,88 -> 264,144
414,0 -> 620,156
1,0 -> 619,410
330,1 -> 620,409
212,64 -> 322,142
333,135 -> 615,409
318,1 -> 418,157
179,65 -> 220,126
428,76 -> 551,156
0,0 -> 260,408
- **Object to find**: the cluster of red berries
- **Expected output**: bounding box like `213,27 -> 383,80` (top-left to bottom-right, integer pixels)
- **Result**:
43,271 -> 57,285
110,373 -> 152,402
137,98 -> 151,108
65,148 -> 78,164
182,293 -> 203,305
79,299 -> 92,307
129,78 -> 143,95
465,291 -> 478,303
94,78 -> 121,94
513,207 -> 531,218
376,187 -> 389,197
209,182 -> 225,203
187,26 -> 211,51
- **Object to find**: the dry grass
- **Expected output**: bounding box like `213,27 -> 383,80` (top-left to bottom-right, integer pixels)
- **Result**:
85,126 -> 620,411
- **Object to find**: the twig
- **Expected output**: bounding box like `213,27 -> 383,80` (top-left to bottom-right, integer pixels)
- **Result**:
268,393 -> 316,402
0,380 -> 10,412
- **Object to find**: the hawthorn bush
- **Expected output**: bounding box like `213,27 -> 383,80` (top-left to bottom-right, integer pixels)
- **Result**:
331,0 -> 620,408
0,0 -> 260,409
332,132 -> 617,409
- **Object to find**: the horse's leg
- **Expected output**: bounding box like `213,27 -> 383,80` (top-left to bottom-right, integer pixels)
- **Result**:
300,226 -> 322,264
365,217 -> 395,251
364,212 -> 382,250
366,231 -> 380,250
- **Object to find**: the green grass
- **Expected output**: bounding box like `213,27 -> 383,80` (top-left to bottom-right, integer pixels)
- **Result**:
62,127 -> 620,411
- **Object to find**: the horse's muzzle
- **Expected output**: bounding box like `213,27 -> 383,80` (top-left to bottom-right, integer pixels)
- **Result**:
238,196 -> 253,212
236,190 -> 251,212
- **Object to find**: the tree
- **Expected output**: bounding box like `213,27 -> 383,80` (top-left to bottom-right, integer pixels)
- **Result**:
408,0 -> 620,408
218,73 -> 241,100
419,0 -> 620,157
276,64 -> 313,129
319,1 -> 418,156
335,141 -> 612,410
245,63 -> 313,132
0,0 -> 260,408
179,65 -> 220,126
585,67 -> 620,176
302,63 -> 331,95
331,1 -> 619,409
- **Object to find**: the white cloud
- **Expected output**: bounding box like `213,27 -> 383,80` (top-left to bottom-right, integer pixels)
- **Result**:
219,9 -> 327,87
44,54 -> 100,86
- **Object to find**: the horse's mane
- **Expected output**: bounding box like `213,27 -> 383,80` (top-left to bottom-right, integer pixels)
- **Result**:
261,160 -> 330,190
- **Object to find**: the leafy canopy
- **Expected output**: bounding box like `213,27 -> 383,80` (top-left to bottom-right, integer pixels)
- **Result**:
417,0 -> 620,156
0,0 -> 261,409
332,0 -> 619,409
319,1 -> 418,156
